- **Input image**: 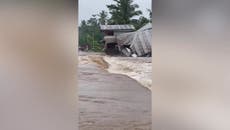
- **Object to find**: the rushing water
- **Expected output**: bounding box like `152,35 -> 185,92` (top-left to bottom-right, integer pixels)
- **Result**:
78,52 -> 152,130
79,52 -> 152,89
104,56 -> 152,89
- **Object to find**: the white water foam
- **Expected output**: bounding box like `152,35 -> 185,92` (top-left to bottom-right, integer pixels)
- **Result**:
104,56 -> 152,89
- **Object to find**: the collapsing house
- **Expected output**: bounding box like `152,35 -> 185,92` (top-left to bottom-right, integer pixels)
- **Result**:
100,23 -> 152,57
100,24 -> 135,55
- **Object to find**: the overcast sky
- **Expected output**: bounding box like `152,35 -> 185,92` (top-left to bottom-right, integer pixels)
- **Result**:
79,0 -> 151,24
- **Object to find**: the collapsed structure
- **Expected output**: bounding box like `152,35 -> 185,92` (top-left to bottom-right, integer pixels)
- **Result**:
100,24 -> 135,55
100,23 -> 152,57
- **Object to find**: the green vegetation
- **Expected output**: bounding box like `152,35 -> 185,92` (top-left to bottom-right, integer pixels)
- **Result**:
107,0 -> 142,24
97,10 -> 109,25
79,17 -> 103,52
79,0 -> 152,52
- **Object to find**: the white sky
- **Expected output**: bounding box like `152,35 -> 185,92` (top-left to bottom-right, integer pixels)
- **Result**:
79,0 -> 151,24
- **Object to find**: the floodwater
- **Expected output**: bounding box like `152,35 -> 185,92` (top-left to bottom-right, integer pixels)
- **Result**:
104,56 -> 152,89
79,52 -> 151,130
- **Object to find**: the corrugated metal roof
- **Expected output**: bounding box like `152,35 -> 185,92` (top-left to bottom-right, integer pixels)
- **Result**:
138,23 -> 152,31
100,24 -> 135,31
116,23 -> 152,56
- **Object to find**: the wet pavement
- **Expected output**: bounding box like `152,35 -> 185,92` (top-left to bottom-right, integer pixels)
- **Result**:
79,54 -> 151,130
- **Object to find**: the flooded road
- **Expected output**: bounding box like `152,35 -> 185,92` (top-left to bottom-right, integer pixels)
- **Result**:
79,52 -> 151,130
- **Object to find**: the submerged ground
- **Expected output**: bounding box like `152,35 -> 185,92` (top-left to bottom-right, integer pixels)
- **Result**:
79,52 -> 151,130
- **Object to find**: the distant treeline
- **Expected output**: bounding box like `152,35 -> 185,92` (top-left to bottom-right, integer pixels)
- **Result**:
79,0 -> 152,52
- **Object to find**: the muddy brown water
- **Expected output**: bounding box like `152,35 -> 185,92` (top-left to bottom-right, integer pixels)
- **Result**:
79,53 -> 151,130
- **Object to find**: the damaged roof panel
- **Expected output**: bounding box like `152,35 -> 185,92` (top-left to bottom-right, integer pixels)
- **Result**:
117,23 -> 152,57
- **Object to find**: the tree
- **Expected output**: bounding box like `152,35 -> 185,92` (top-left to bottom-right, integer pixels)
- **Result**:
79,17 -> 103,52
107,0 -> 142,24
87,17 -> 98,26
97,10 -> 108,25
147,8 -> 152,22
80,20 -> 87,27
131,16 -> 149,30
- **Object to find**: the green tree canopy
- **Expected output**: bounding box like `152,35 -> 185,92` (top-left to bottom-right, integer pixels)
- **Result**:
147,8 -> 152,22
79,16 -> 103,51
97,10 -> 108,25
131,16 -> 149,29
107,0 -> 142,24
